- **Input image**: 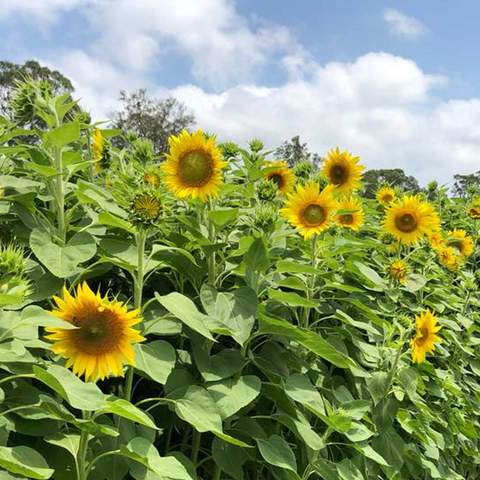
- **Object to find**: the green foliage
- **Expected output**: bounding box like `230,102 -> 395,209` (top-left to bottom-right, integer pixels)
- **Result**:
0,86 -> 479,480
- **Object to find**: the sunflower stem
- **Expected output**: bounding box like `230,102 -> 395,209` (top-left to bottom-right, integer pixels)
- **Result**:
124,229 -> 146,402
302,235 -> 318,329
207,199 -> 216,286
76,412 -> 91,480
191,429 -> 201,466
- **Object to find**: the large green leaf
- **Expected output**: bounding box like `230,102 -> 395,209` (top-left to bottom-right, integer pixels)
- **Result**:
134,340 -> 176,384
30,229 -> 97,278
0,446 -> 54,479
155,292 -> 214,341
258,309 -> 355,369
256,435 -> 299,477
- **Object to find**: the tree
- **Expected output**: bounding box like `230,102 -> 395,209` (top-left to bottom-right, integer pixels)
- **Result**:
452,171 -> 480,198
111,89 -> 195,155
0,60 -> 74,117
363,168 -> 420,198
275,135 -> 321,167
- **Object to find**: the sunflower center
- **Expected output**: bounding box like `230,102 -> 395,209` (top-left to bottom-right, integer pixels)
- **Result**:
330,165 -> 347,185
73,311 -> 122,354
268,173 -> 284,189
339,214 -> 354,225
382,194 -> 393,203
303,204 -> 326,226
395,212 -> 417,233
178,150 -> 213,186
415,327 -> 430,347
447,239 -> 462,252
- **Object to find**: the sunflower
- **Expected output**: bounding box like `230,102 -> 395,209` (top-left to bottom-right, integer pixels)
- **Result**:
437,246 -> 461,271
446,229 -> 474,257
143,170 -> 161,188
410,309 -> 441,364
161,130 -> 227,201
130,192 -> 162,227
468,205 -> 480,219
388,259 -> 407,284
92,129 -> 104,162
281,183 -> 337,239
376,186 -> 396,206
46,282 -> 144,382
263,161 -> 295,194
429,231 -> 445,250
322,147 -> 364,194
383,195 -> 440,245
336,196 -> 364,231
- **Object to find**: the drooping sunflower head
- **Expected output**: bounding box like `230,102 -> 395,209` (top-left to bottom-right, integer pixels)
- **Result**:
446,229 -> 474,257
336,196 -> 364,231
281,182 -> 337,239
429,231 -> 445,251
376,186 -> 396,206
437,246 -> 461,271
263,161 -> 295,194
161,130 -> 227,201
410,309 -> 441,364
382,195 -> 440,245
143,169 -> 161,188
130,191 -> 162,227
388,259 -> 407,284
46,282 -> 145,382
322,147 -> 364,194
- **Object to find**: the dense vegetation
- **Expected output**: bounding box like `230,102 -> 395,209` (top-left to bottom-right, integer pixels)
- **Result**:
0,80 -> 479,480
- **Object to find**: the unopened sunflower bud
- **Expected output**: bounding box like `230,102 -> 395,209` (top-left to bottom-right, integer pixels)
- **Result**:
257,179 -> 278,202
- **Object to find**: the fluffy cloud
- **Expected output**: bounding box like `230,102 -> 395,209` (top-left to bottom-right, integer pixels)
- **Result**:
171,53 -> 480,185
0,0 -> 87,24
384,9 -> 427,39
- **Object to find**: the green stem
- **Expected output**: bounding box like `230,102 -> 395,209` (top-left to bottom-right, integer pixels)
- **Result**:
76,412 -> 91,480
124,229 -> 146,402
0,373 -> 35,386
207,200 -> 216,286
301,235 -> 318,329
212,463 -> 222,480
191,430 -> 201,466
54,146 -> 66,245
85,450 -> 121,478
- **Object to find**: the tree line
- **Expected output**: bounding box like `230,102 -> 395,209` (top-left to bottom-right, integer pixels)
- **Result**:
1,59 -> 478,198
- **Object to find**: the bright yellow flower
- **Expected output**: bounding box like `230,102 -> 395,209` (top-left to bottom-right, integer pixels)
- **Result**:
336,196 -> 364,231
389,259 -> 407,284
281,182 -> 337,239
410,309 -> 441,364
322,147 -> 364,194
376,186 -> 396,205
383,195 -> 440,245
467,198 -> 480,219
161,130 -> 226,201
263,161 -> 295,194
446,229 -> 474,257
46,282 -> 144,382
437,246 -> 461,271
429,231 -> 445,250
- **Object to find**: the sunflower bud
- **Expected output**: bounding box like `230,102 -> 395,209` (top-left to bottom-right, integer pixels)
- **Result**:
143,169 -> 161,188
9,78 -> 52,125
293,161 -> 314,182
252,204 -> 277,233
257,179 -> 278,202
249,138 -> 264,153
131,138 -> 155,164
219,142 -> 240,159
0,243 -> 31,305
129,190 -> 162,228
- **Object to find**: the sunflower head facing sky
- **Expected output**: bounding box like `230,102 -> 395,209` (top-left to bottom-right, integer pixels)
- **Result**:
410,309 -> 441,364
336,196 -> 364,231
446,229 -> 474,257
263,161 -> 295,194
389,259 -> 407,284
46,282 -> 144,382
322,147 -> 364,194
376,186 -> 396,206
281,182 -> 337,239
383,195 -> 440,245
130,191 -> 162,227
161,130 -> 227,201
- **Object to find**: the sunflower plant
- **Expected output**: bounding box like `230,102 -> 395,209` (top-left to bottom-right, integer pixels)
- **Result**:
0,81 -> 479,480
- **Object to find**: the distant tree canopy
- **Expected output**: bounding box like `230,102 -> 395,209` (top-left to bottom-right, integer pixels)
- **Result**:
275,135 -> 321,167
363,168 -> 420,198
0,60 -> 74,117
452,171 -> 480,198
111,89 -> 195,155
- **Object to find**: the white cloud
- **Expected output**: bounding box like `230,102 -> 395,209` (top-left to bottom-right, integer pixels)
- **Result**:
384,9 -> 427,39
169,53 -> 480,186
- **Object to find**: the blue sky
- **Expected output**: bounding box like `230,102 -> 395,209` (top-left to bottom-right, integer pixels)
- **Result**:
1,0 -> 480,185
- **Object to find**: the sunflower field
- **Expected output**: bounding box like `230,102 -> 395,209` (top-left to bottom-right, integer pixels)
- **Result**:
0,81 -> 479,480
